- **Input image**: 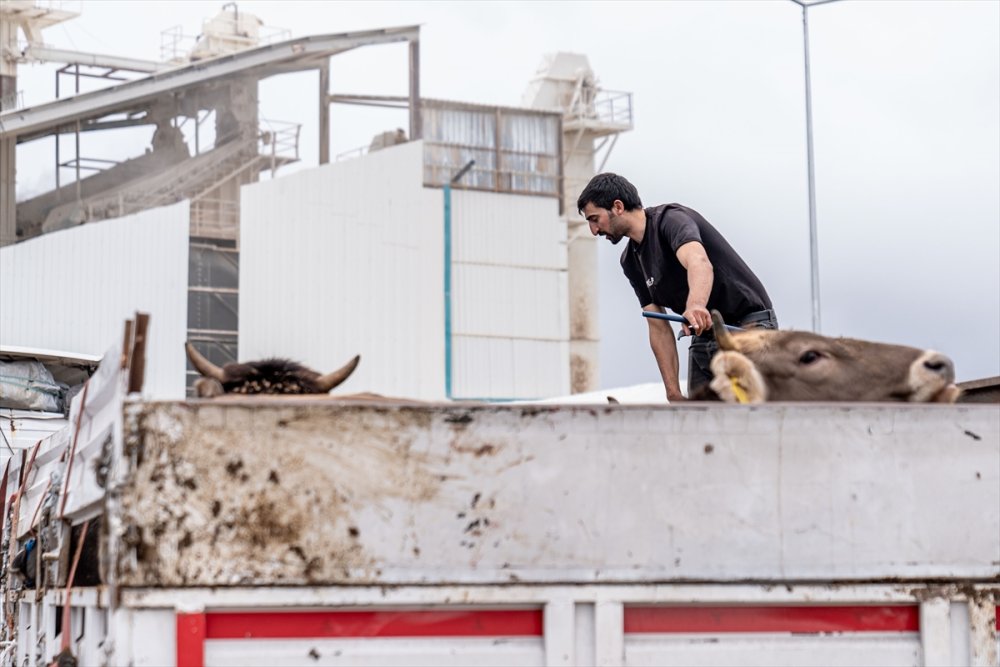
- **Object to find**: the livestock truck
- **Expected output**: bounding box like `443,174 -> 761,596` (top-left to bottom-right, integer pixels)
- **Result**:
1,333 -> 997,667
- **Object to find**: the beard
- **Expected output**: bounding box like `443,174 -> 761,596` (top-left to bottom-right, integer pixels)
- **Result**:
604,211 -> 624,244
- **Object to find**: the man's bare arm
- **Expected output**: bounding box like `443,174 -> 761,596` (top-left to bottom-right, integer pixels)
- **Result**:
643,303 -> 685,401
675,241 -> 714,336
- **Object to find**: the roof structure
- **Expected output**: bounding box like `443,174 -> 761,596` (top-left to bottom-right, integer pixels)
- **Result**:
0,25 -> 420,143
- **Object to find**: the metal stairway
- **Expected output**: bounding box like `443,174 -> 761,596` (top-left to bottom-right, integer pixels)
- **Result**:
40,122 -> 300,236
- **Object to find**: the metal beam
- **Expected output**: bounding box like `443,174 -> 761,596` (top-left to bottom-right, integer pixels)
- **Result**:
328,93 -> 409,109
23,44 -> 166,73
0,27 -> 421,140
18,115 -> 152,143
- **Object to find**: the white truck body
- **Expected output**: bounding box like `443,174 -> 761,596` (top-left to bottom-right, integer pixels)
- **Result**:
2,350 -> 997,666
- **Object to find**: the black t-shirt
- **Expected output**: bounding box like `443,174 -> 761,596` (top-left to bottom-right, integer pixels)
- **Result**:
621,204 -> 772,322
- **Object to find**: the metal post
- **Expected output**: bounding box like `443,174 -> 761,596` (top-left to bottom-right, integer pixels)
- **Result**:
319,60 -> 329,164
408,38 -> 421,140
801,2 -> 821,333
75,119 -> 81,201
74,65 -> 81,202
443,182 -> 453,399
791,0 -> 840,331
55,72 -> 60,192
443,160 -> 475,400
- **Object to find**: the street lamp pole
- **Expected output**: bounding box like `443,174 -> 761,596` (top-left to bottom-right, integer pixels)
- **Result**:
791,0 -> 839,333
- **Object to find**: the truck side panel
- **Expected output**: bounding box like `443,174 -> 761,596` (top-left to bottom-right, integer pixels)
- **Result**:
116,401 -> 999,587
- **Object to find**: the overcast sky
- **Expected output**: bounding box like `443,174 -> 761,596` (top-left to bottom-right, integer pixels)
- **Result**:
13,0 -> 999,389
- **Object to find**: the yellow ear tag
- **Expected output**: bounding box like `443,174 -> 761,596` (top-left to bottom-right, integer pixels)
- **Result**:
729,376 -> 749,404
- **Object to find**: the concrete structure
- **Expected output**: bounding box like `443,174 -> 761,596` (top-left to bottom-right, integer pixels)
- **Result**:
1,6 -> 628,400
0,5 -> 422,387
524,53 -> 633,393
0,0 -> 79,246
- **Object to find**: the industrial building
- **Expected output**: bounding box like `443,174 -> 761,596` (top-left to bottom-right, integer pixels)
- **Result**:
0,2 -> 632,401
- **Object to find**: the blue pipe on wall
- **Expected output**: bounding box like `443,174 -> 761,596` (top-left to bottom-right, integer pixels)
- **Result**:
444,183 -> 454,399
443,160 -> 525,402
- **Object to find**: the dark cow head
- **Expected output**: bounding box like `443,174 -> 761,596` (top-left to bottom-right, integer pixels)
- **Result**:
702,311 -> 960,403
185,343 -> 360,398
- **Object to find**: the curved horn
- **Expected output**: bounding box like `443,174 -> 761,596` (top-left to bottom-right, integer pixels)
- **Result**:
314,354 -> 361,393
185,342 -> 225,382
712,310 -> 739,352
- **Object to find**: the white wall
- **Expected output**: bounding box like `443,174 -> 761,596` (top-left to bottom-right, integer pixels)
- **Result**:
451,189 -> 568,399
0,202 -> 190,399
240,141 -> 445,399
240,142 -> 569,401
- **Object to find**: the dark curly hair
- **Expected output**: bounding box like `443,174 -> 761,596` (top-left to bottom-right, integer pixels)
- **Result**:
576,173 -> 643,214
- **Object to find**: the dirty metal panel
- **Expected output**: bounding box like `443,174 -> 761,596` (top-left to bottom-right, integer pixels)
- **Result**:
116,402 -> 1000,587
61,343 -> 124,521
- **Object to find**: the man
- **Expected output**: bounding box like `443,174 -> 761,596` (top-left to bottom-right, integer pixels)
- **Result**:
577,173 -> 776,401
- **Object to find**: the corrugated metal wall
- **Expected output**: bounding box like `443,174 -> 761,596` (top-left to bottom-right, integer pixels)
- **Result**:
450,189 -> 568,399
240,141 -> 445,399
0,202 -> 190,399
422,101 -> 561,199
240,141 -> 567,401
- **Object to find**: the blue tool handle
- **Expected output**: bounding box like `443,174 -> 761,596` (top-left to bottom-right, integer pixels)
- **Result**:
641,311 -> 743,336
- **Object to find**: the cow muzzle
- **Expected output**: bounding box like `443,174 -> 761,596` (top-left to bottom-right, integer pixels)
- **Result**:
907,350 -> 959,402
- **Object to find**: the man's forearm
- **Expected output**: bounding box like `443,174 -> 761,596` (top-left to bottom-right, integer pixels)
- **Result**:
648,322 -> 684,400
685,260 -> 713,311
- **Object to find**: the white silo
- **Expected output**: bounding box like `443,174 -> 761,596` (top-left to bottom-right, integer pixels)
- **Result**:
522,53 -> 633,393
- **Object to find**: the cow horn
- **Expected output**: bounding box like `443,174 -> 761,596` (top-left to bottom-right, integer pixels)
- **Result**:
712,310 -> 739,351
314,354 -> 361,393
185,342 -> 225,381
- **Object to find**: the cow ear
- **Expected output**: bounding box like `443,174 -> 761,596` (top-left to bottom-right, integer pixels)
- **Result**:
932,384 -> 962,404
709,351 -> 767,404
712,310 -> 739,352
194,378 -> 224,398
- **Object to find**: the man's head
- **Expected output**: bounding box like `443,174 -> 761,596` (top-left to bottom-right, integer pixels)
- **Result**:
577,173 -> 643,213
577,173 -> 644,245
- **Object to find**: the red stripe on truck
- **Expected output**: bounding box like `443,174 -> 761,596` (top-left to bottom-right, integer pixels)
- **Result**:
204,609 -> 544,639
176,613 -> 207,667
624,605 -> 920,634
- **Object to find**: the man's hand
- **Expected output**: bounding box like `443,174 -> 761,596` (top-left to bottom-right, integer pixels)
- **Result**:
667,389 -> 687,403
681,305 -> 712,336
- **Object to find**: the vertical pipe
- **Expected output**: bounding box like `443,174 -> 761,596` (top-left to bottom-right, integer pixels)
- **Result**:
494,108 -> 501,191
802,5 -> 822,332
74,65 -> 81,202
0,73 -> 15,246
408,38 -> 421,140
443,183 -> 453,399
318,60 -> 330,165
75,119 -> 81,202
55,73 -> 61,192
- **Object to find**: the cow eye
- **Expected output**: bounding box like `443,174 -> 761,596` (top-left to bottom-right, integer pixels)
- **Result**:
798,350 -> 822,365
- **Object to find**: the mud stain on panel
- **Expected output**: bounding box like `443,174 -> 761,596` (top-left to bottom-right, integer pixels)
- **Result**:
118,403 -> 446,587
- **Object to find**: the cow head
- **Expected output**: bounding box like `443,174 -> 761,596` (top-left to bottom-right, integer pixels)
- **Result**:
705,311 -> 960,403
185,343 -> 360,398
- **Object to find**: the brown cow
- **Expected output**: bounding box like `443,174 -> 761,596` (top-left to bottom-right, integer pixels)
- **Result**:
185,343 -> 360,398
703,311 -> 960,403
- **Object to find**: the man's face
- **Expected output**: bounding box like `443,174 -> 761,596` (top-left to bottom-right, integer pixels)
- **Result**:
583,201 -> 625,245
